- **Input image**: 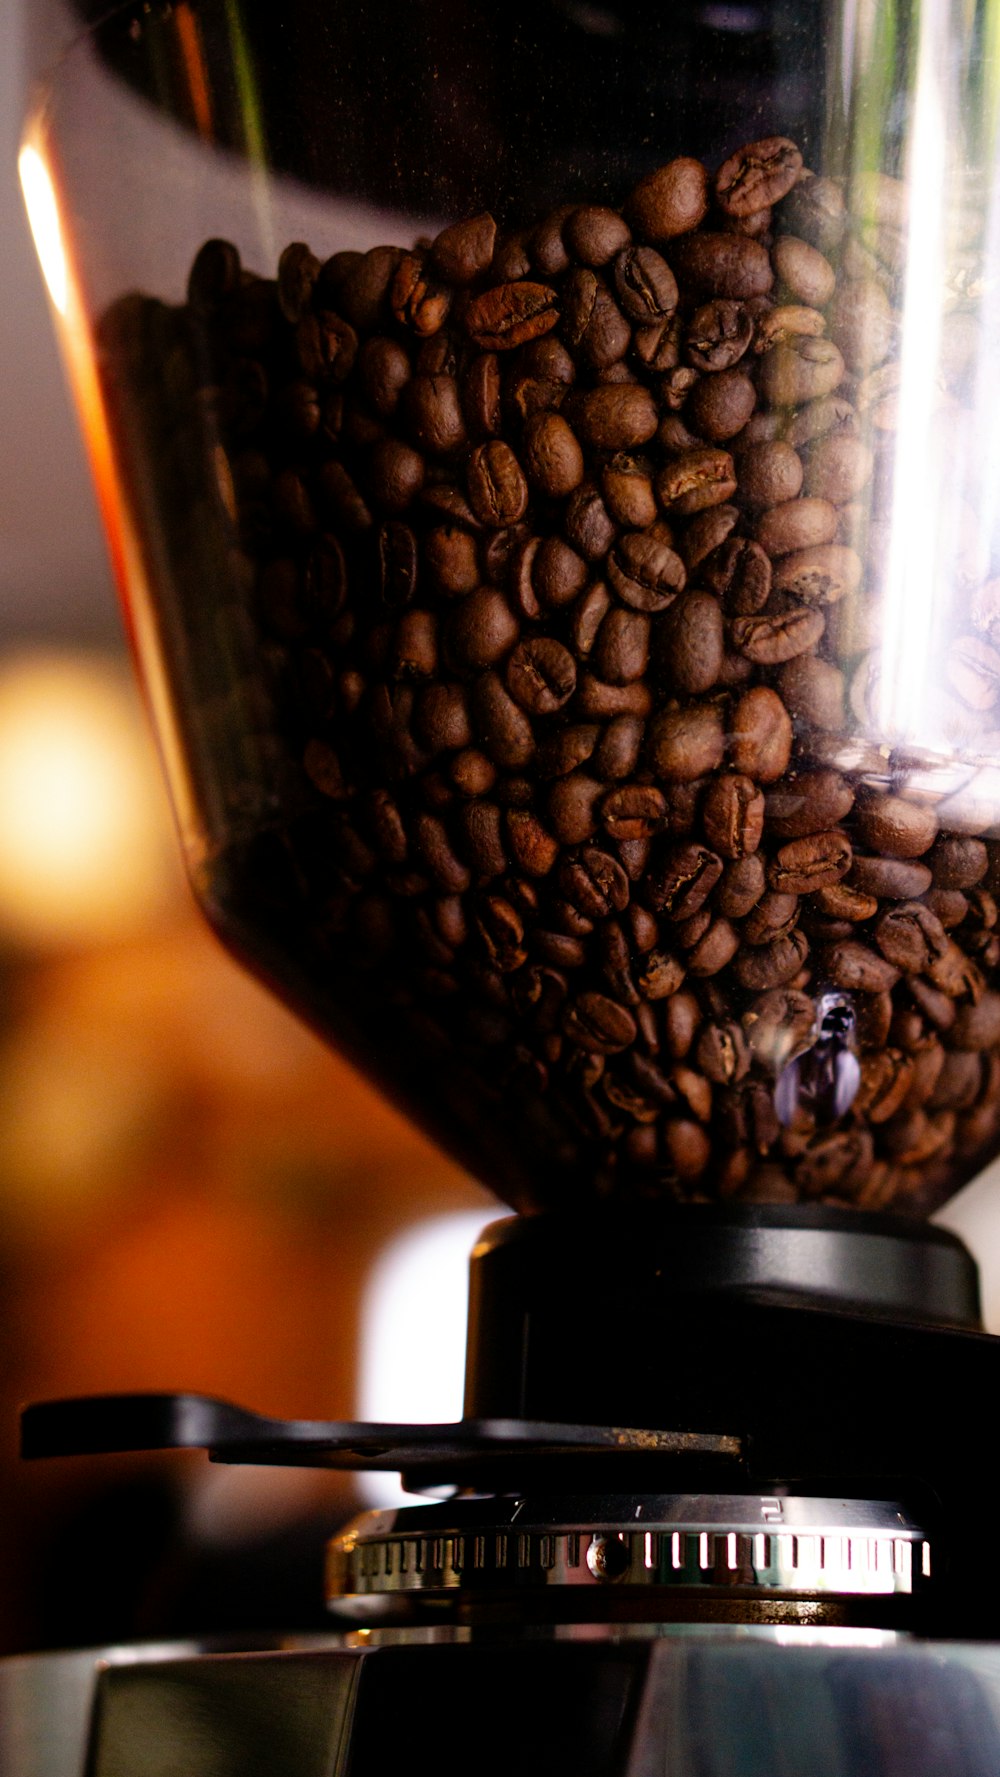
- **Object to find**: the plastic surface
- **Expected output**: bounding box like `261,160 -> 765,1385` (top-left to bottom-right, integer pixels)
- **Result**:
22,0 -> 1000,1218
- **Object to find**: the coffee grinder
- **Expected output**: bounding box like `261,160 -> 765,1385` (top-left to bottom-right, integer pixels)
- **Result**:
11,0 -> 1000,1769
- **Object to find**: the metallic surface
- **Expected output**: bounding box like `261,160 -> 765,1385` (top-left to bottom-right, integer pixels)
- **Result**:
8,1632 -> 1000,1777
326,1494 -> 931,1623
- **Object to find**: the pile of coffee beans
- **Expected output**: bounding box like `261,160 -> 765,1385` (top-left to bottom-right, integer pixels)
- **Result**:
98,135 -> 1000,1215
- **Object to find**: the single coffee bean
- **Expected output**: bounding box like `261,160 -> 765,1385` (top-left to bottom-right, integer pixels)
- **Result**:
668,233 -> 774,300
854,792 -> 939,860
391,253 -> 452,335
947,635 -> 1000,711
607,527 -> 686,611
505,636 -> 577,713
680,503 -> 739,570
569,582 -> 612,656
593,713 -> 645,781
563,990 -> 637,1054
521,411 -> 584,498
925,889 -> 969,930
849,855 -> 934,900
473,671 -> 536,767
715,136 -> 803,216
537,723 -> 599,779
803,433 -> 873,503
701,537 -> 772,615
758,336 -> 845,406
854,1050 -> 917,1125
828,278 -> 894,373
464,281 -> 560,350
777,655 -> 845,731
560,846 -> 630,919
730,606 -> 825,664
446,586 -> 520,669
696,1019 -> 750,1084
737,440 -> 804,510
686,299 -> 753,371
602,455 -> 659,529
755,497 -> 839,556
686,368 -> 757,441
564,204 -> 632,266
765,769 -> 854,839
533,535 -> 588,606
875,901 -> 948,973
717,853 -> 767,918
728,685 -> 793,784
771,234 -> 836,307
467,441 -> 529,525
656,448 -> 738,514
647,703 -> 726,779
772,544 -> 863,604
814,881 -> 877,921
743,986 -> 816,1073
568,384 -> 659,449
403,372 -> 467,455
505,808 -> 559,876
415,681 -> 474,752
431,211 -> 497,283
820,940 -> 901,994
613,245 -> 678,320
548,772 -> 604,843
562,268 -> 632,367
425,523 -> 479,595
627,157 -> 709,240
646,840 -> 724,919
687,917 -> 740,976
654,591 -> 724,694
702,773 -> 765,859
600,784 -> 668,840
565,481 -> 617,560
779,175 -> 846,254
952,992 -> 1000,1050
733,928 -> 810,990
769,830 -> 853,893
576,675 -> 653,718
593,606 -> 651,683
931,836 -> 989,890
752,304 -> 827,355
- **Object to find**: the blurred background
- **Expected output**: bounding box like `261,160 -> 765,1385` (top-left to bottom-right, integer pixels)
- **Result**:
0,1 -> 490,1655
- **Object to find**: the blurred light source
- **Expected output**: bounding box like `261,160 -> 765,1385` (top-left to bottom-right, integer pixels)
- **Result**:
357,1208 -> 496,1507
18,144 -> 68,316
0,653 -> 173,947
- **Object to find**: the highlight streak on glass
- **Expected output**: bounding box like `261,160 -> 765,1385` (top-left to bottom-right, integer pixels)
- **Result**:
175,2 -> 214,140
223,0 -> 274,264
18,146 -> 68,315
876,0 -> 949,742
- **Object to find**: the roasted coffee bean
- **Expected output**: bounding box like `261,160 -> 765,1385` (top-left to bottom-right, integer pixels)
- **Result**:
613,245 -> 678,322
646,703 -> 726,780
820,940 -> 900,994
732,927 -> 809,990
730,606 -> 825,664
717,854 -> 767,919
854,792 -> 938,860
765,770 -> 854,839
743,987 -> 816,1073
646,841 -> 723,919
563,990 -> 637,1054
562,268 -> 631,367
534,536 -> 589,607
415,681 -> 473,752
564,205 -> 631,267
657,448 -> 738,514
752,304 -> 826,355
506,637 -> 577,713
599,784 -> 667,841
568,384 -> 659,449
776,655 -> 845,732
849,855 -> 934,900
669,233 -> 774,300
521,411 -> 584,497
875,901 -> 948,973
772,234 -> 836,307
702,537 -> 772,615
473,672 -> 535,768
686,300 -> 753,371
729,686 -> 793,783
769,830 -> 852,894
593,714 -> 644,781
737,441 -> 803,511
716,136 -> 803,216
446,587 -> 519,669
467,441 -> 529,525
687,917 -> 740,976
391,253 -> 451,335
576,675 -> 653,718
758,337 -> 845,406
607,527 -> 686,611
755,497 -> 839,556
687,369 -> 757,442
779,175 -> 846,253
560,846 -> 630,919
743,891 -> 799,946
774,544 -> 862,605
602,456 -> 658,529
931,836 -> 989,891
655,591 -> 724,693
404,373 -> 467,455
565,481 -> 617,560
702,774 -> 765,859
431,211 -> 497,284
680,504 -> 739,570
548,772 -> 604,844
828,278 -> 894,373
627,157 -> 709,240
464,281 -> 559,350
593,607 -> 651,683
